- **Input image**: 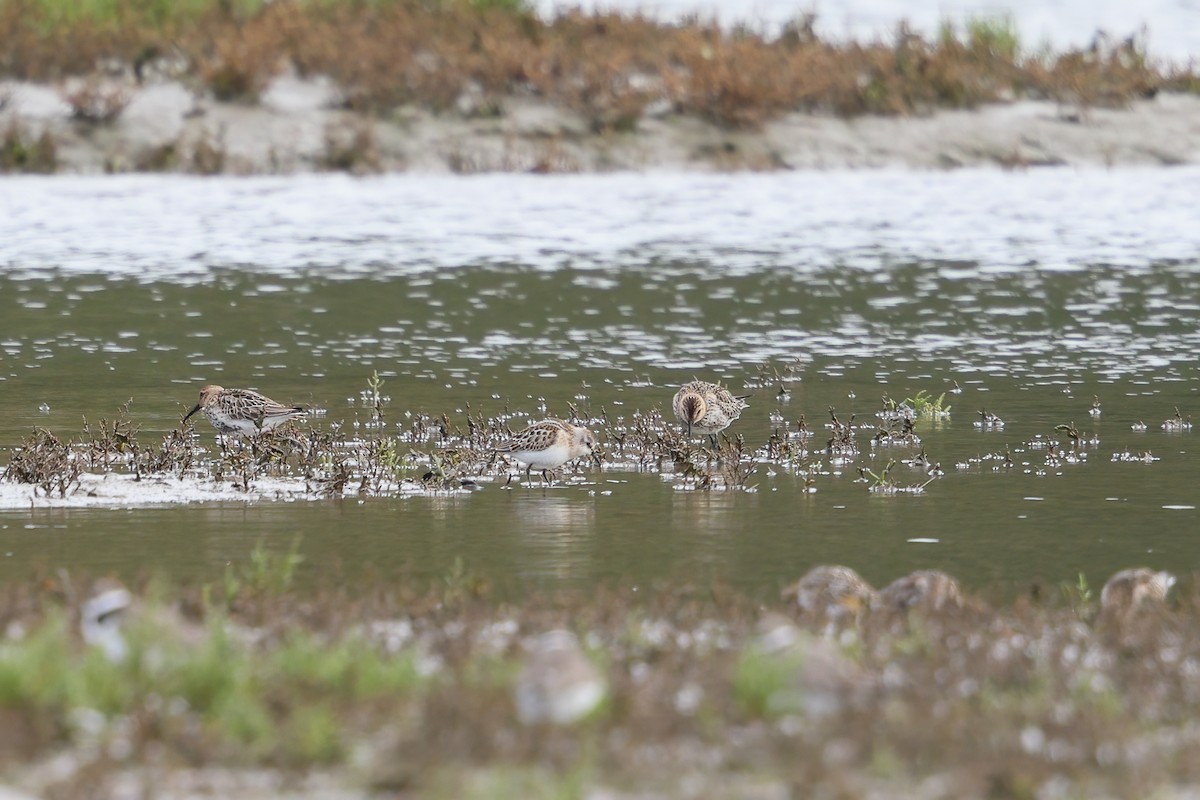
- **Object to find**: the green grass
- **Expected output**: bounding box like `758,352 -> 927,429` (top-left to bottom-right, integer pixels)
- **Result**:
1060,571 -> 1094,619
7,0 -> 534,28
10,0 -> 267,30
903,389 -> 952,419
938,13 -> 1020,60
732,641 -> 809,717
241,537 -> 305,594
0,570 -> 1196,795
0,598 -> 429,764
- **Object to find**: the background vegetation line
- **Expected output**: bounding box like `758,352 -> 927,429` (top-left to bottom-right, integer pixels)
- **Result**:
0,0 -> 1193,134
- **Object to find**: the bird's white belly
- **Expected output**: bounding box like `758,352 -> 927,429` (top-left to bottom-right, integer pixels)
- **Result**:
205,408 -> 259,435
511,443 -> 572,470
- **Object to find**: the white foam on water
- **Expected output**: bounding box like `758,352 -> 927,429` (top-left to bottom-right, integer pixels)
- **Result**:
0,473 -> 318,509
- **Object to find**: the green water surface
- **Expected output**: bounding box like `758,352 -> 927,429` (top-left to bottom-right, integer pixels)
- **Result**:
0,263 -> 1196,599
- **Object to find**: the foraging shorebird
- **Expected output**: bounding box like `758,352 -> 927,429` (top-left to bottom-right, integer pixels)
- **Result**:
514,630 -> 607,725
782,565 -> 877,628
495,418 -> 597,484
1100,567 -> 1175,617
878,570 -> 964,614
182,385 -> 305,436
672,380 -> 748,448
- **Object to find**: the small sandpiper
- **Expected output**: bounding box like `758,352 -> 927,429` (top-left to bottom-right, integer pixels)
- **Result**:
878,570 -> 964,614
1100,567 -> 1175,616
672,380 -> 749,448
782,565 -> 877,629
182,385 -> 305,436
495,418 -> 597,485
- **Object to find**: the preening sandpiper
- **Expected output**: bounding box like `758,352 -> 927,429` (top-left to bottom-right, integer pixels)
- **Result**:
672,380 -> 748,448
495,418 -> 597,485
182,385 -> 305,436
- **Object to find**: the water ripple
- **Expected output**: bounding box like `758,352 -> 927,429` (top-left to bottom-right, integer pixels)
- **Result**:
4,169 -> 1200,280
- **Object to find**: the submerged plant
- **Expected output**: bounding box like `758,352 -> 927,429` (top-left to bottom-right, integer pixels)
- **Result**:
671,435 -> 757,492
1162,406 -> 1193,431
903,389 -> 951,419
825,407 -> 859,458
858,459 -> 935,495
80,399 -> 139,469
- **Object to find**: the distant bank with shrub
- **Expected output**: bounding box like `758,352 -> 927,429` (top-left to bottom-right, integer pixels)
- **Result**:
2,0 -> 1199,173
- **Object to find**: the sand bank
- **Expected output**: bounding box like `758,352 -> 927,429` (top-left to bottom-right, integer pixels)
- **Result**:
3,74 -> 1200,173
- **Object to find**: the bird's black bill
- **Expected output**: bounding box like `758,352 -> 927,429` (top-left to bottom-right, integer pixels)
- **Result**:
182,404 -> 201,424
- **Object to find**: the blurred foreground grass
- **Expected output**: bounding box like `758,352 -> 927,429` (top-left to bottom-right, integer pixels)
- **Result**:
2,553 -> 1200,798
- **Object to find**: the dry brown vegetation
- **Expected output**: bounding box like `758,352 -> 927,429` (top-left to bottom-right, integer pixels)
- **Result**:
0,0 -> 1194,132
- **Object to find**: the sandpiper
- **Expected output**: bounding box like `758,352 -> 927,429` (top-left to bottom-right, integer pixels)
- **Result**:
782,565 -> 877,629
182,385 -> 305,436
495,418 -> 597,484
1100,567 -> 1175,616
514,630 -> 607,725
672,380 -> 748,448
878,570 -> 964,614
1097,567 -> 1177,636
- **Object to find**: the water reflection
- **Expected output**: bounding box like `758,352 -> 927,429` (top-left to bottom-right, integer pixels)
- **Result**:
508,493 -> 598,581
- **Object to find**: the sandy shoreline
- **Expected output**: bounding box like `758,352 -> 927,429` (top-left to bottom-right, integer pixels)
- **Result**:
4,74 -> 1200,174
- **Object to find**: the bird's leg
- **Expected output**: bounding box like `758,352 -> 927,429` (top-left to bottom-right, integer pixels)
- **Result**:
708,433 -> 718,450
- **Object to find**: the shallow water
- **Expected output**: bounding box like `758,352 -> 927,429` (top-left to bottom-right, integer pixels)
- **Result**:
0,171 -> 1197,598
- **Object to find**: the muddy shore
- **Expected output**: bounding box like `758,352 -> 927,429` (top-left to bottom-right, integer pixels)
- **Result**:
4,74 -> 1200,174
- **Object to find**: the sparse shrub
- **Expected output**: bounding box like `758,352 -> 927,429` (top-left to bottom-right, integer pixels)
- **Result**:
1039,35 -> 1161,107
62,76 -> 131,123
0,124 -> 57,173
466,0 -> 536,13
320,120 -> 381,174
134,141 -> 178,171
80,401 -> 139,470
0,0 -> 1191,141
2,428 -> 81,496
187,128 -> 226,174
964,14 -> 1020,61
